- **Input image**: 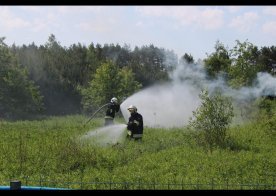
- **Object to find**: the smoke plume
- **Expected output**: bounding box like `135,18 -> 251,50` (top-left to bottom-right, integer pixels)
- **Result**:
120,61 -> 276,128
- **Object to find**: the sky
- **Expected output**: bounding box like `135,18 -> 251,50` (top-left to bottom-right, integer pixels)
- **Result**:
1,6 -> 276,60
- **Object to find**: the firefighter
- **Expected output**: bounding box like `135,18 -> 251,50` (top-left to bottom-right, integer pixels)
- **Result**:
104,97 -> 120,126
126,105 -> 143,141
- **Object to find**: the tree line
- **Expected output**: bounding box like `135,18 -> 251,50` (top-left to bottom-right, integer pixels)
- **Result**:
0,34 -> 275,119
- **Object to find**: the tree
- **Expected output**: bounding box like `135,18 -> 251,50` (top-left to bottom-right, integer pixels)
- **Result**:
0,37 -> 44,119
129,44 -> 172,87
80,61 -> 141,113
65,43 -> 90,87
84,42 -> 102,85
189,90 -> 234,153
228,40 -> 262,88
40,34 -> 83,115
204,41 -> 231,79
118,67 -> 142,99
180,53 -> 194,64
258,46 -> 276,75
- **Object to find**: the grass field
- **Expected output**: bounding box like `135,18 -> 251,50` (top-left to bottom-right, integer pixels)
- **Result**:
0,114 -> 275,190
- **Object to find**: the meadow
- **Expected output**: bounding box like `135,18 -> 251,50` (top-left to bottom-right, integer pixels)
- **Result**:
0,114 -> 275,190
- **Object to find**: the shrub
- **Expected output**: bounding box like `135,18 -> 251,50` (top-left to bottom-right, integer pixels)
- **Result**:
189,89 -> 234,152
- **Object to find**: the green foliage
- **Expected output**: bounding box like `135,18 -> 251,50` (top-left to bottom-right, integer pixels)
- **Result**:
255,97 -> 276,139
263,114 -> 276,139
204,40 -> 276,88
204,41 -> 231,79
10,34 -> 177,116
189,90 -> 234,152
0,38 -> 44,119
81,61 -> 142,112
3,34 -> 276,121
118,67 -> 142,98
258,46 -> 276,75
228,40 -> 262,88
129,45 -> 175,87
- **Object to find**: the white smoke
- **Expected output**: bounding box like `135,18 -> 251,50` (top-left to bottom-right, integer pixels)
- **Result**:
253,72 -> 276,97
120,61 -> 276,128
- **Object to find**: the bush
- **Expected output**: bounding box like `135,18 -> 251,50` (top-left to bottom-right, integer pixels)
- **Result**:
189,90 -> 234,152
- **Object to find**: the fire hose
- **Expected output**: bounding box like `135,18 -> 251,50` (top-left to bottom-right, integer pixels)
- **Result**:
83,103 -> 110,126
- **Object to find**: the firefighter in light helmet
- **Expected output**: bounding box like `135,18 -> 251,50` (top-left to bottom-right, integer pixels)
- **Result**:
127,105 -> 143,141
104,97 -> 120,126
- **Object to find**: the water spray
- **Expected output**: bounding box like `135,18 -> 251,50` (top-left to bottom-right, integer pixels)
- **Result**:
120,83 -> 201,128
81,124 -> 127,146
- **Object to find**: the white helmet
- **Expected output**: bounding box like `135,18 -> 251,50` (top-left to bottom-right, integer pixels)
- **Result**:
127,105 -> 137,112
111,97 -> 118,104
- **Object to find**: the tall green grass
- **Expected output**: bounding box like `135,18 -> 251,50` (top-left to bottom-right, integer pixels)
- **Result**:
0,115 -> 275,189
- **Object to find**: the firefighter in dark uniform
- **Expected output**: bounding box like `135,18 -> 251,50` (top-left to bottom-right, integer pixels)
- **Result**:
104,97 -> 120,126
126,105 -> 143,141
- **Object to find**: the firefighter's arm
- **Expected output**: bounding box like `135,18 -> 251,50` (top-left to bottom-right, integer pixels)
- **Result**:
126,122 -> 133,136
133,120 -> 139,126
127,121 -> 133,129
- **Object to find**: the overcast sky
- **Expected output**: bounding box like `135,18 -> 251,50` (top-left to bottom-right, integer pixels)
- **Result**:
1,6 -> 276,60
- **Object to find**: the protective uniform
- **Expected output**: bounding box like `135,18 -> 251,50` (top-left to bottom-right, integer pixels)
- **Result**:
127,105 -> 143,141
104,97 -> 120,126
